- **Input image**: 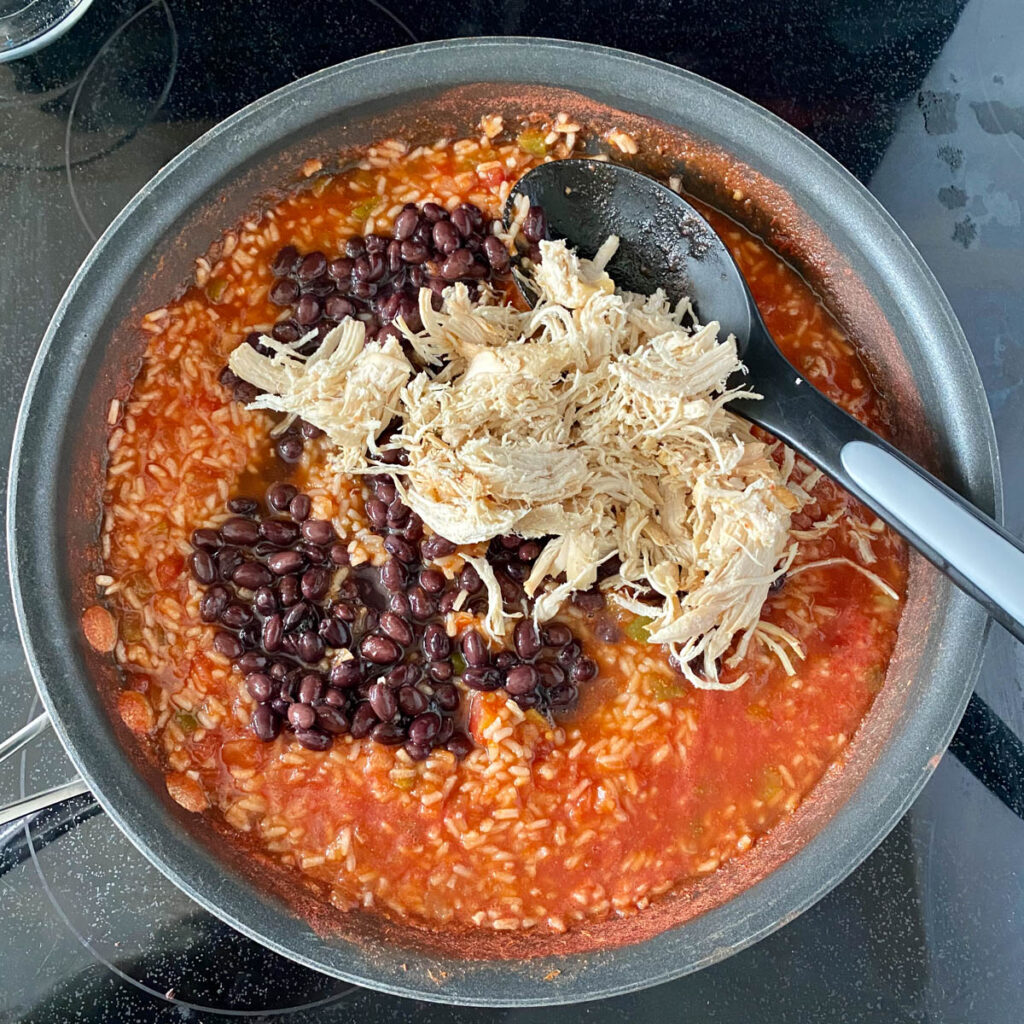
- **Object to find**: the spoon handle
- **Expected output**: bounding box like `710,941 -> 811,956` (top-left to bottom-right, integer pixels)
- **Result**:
735,344 -> 1024,643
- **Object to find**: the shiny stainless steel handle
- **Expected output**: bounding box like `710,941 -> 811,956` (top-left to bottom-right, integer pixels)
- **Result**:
0,713 -> 92,826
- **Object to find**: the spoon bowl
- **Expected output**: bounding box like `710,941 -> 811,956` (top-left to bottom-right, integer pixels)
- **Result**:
507,157 -> 1024,643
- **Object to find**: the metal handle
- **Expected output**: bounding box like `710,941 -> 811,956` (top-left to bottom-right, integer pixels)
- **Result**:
0,713 -> 92,826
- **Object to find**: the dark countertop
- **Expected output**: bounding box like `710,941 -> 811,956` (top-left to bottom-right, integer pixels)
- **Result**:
1,1 -> 1022,1021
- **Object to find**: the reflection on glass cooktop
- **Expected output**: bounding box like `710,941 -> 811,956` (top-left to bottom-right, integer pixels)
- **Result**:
1,1 -> 1022,1021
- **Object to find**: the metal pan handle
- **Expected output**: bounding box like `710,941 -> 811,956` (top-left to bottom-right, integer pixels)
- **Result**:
0,714 -> 93,826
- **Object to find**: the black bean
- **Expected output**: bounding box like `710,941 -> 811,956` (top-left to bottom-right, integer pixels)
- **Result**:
298,542 -> 328,566
380,558 -> 406,592
440,248 -> 474,280
373,476 -> 397,502
404,742 -> 431,762
450,206 -> 473,239
271,246 -> 300,277
317,705 -> 349,734
215,547 -> 243,580
433,219 -> 459,254
368,681 -> 398,720
446,732 -> 474,758
232,561 -> 272,590
500,534 -> 521,550
259,518 -> 299,546
360,634 -> 400,664
438,591 -> 458,614
332,600 -> 356,622
329,543 -> 350,566
522,205 -> 547,243
397,686 -> 429,717
295,728 -> 332,751
482,234 -> 510,272
298,673 -> 323,704
370,722 -> 406,745
424,623 -> 451,660
407,586 -> 434,619
190,528 -> 222,553
287,703 -> 316,730
330,660 -> 362,689
433,682 -> 460,712
226,497 -> 258,516
463,666 -> 502,691
412,568 -> 440,595
421,202 -> 446,223
365,233 -> 387,255
385,500 -> 410,528
252,705 -> 280,741
285,493 -> 310,522
421,534 -> 457,559
269,660 -> 291,681
278,574 -> 301,606
262,614 -> 284,652
544,623 -> 573,648
495,651 -> 517,670
214,631 -> 243,659
219,516 -> 258,546
408,711 -> 441,745
245,672 -> 275,702
200,585 -> 230,623
557,641 -> 582,667
401,520 -> 424,549
283,602 -> 309,631
572,658 -> 598,682
295,294 -> 322,326
429,660 -> 454,683
495,569 -> 523,605
517,541 -> 541,562
379,611 -> 413,646
400,240 -> 430,264
297,251 -> 327,282
461,629 -> 488,667
319,617 -> 349,649
350,702 -> 378,738
388,592 -> 412,618
505,664 -> 539,696
276,436 -> 304,463
513,620 -> 542,660
267,482 -> 298,511
512,690 -> 541,710
301,519 -> 335,546
296,631 -> 325,664
269,278 -> 300,306
328,256 -> 354,279
272,321 -> 300,343
324,295 -> 355,321
270,698 -> 290,716
189,550 -> 216,585
365,498 -> 388,528
459,562 -> 482,594
301,567 -> 330,601
221,603 -> 254,629
238,651 -> 269,675
394,206 -> 420,240
254,586 -> 277,615
268,550 -> 305,576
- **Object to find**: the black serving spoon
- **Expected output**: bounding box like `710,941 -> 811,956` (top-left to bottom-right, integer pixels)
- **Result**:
506,158 -> 1024,643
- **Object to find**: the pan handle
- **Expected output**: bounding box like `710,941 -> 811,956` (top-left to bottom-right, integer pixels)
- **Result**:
0,713 -> 93,827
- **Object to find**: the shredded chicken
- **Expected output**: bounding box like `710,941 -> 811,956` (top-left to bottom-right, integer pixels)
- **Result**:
231,239 -> 806,688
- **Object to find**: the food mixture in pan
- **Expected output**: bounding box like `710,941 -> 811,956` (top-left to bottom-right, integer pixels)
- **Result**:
91,113 -> 906,936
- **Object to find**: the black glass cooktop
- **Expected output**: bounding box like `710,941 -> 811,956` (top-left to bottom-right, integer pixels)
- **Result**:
2,1 -> 1022,1021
